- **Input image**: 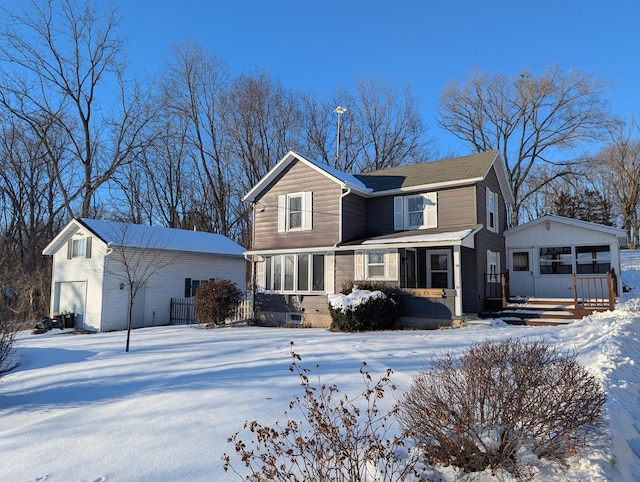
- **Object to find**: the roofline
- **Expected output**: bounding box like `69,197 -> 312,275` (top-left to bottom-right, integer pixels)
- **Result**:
42,218 -> 102,256
242,151 -> 370,203
505,214 -> 628,245
365,177 -> 482,196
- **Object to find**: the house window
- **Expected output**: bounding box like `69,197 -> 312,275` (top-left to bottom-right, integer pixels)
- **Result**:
264,253 -> 325,293
486,187 -> 498,233
184,278 -> 210,297
576,245 -> 611,274
367,250 -> 386,279
512,251 -> 530,272
288,195 -> 303,229
539,247 -> 572,274
486,250 -> 500,283
427,249 -> 451,288
394,193 -> 437,230
278,192 -> 312,232
72,238 -> 86,258
354,249 -> 398,281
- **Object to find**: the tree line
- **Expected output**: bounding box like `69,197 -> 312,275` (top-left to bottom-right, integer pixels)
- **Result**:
1,0 -> 639,322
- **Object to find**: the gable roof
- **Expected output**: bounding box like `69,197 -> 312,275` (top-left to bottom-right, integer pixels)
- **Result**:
243,150 -> 514,204
504,214 -> 628,246
42,218 -> 246,257
355,151 -> 514,202
243,151 -> 372,203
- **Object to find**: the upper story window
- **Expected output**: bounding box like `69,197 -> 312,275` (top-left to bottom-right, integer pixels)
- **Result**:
67,236 -> 92,259
394,193 -> 437,231
486,187 -> 499,233
278,192 -> 312,232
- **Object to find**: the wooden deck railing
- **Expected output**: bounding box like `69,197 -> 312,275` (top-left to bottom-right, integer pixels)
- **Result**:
573,270 -> 616,311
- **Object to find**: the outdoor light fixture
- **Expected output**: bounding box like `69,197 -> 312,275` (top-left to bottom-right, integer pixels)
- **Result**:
120,283 -> 124,290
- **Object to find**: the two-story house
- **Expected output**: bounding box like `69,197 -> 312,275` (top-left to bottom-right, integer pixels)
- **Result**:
243,150 -> 514,328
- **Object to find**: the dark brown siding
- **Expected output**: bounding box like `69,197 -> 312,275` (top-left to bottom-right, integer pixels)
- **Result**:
335,251 -> 354,290
474,166 -> 508,312
364,185 -> 477,234
253,160 -> 342,250
341,193 -> 366,242
365,197 -> 394,233
438,186 -> 477,228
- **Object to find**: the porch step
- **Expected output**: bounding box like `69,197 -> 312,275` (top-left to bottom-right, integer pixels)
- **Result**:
495,298 -> 581,326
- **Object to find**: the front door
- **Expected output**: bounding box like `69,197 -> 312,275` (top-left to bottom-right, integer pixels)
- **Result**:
508,249 -> 535,298
403,249 -> 417,288
426,249 -> 451,288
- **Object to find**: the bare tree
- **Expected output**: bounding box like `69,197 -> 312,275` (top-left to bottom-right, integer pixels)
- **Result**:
0,0 -> 155,218
588,118 -> 640,247
102,223 -> 179,352
437,65 -> 611,225
301,79 -> 432,173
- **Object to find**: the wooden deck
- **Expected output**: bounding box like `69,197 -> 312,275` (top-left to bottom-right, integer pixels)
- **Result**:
496,271 -> 618,325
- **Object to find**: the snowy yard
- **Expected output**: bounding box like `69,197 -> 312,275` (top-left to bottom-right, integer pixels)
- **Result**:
1,251 -> 640,481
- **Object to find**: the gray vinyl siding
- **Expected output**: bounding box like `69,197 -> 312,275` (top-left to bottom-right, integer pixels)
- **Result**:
365,197 -> 395,233
364,185 -> 477,234
474,166 -> 508,312
335,251 -> 355,290
252,160 -> 342,250
438,186 -> 477,227
341,193 -> 366,242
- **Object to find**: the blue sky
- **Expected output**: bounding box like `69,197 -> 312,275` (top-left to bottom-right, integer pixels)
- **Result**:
113,1 -> 639,153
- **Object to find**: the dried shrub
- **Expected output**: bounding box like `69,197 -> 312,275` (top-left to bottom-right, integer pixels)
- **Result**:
397,338 -> 606,479
0,304 -> 20,375
194,278 -> 242,328
328,280 -> 400,332
223,343 -> 426,481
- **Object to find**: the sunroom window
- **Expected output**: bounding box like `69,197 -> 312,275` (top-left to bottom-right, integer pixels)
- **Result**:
539,247 -> 572,274
263,253 -> 326,293
576,245 -> 611,274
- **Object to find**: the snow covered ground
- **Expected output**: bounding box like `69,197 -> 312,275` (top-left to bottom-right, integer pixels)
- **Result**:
1,251 -> 639,481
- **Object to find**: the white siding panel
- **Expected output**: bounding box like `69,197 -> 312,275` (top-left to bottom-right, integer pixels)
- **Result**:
507,222 -> 614,248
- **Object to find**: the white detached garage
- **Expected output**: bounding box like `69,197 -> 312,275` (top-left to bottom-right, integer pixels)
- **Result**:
504,214 -> 627,300
43,218 -> 246,332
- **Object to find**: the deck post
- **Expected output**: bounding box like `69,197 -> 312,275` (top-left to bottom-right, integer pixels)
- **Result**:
572,273 -> 579,309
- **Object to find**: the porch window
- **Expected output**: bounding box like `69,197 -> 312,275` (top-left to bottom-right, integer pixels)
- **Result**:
539,247 -> 572,274
576,245 -> 611,274
427,250 -> 451,288
512,251 -> 530,272
367,250 -> 386,279
263,253 -> 326,293
354,249 -> 399,281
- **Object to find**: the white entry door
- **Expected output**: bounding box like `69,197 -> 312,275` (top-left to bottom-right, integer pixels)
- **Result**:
508,249 -> 535,298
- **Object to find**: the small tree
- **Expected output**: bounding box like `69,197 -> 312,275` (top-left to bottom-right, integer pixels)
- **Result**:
223,343 -> 426,481
397,338 -> 606,478
194,278 -> 242,328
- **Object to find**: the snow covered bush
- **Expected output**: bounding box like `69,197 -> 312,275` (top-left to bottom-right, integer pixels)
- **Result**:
194,278 -> 242,327
327,281 -> 399,332
396,338 -> 607,479
223,343 -> 426,481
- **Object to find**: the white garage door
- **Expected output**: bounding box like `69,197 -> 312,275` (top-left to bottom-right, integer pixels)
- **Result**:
56,281 -> 87,327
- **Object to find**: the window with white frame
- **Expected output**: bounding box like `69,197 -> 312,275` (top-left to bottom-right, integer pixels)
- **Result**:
486,250 -> 500,283
354,249 -> 398,281
539,247 -> 572,274
486,187 -> 499,233
262,253 -> 327,293
427,249 -> 451,288
394,193 -> 437,231
278,192 -> 312,232
67,236 -> 91,259
576,245 -> 611,274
